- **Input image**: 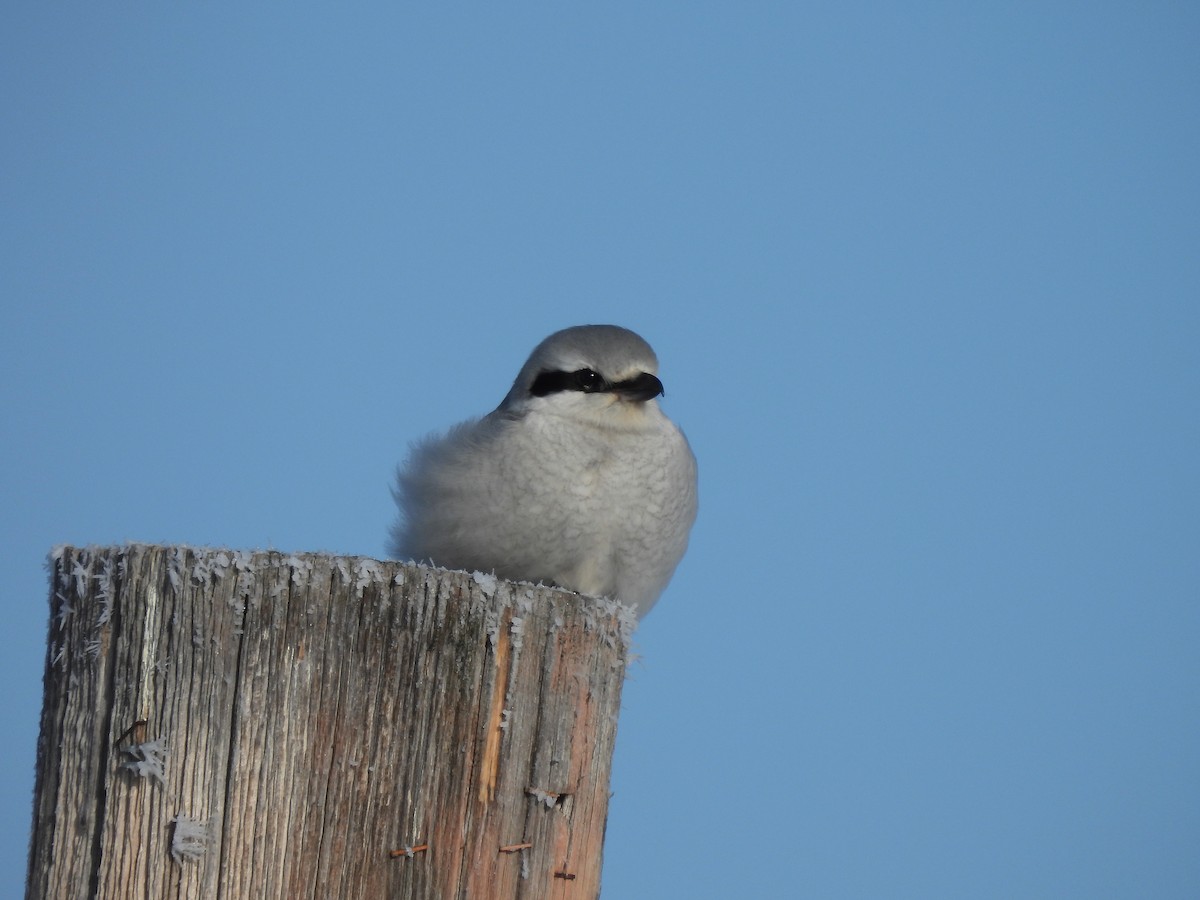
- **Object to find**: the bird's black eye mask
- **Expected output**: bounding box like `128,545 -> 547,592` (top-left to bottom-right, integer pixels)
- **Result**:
530,368 -> 609,396
529,369 -> 664,401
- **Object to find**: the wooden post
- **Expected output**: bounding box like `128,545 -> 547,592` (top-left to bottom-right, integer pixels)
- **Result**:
27,545 -> 632,899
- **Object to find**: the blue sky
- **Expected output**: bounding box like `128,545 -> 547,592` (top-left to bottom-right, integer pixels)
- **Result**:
3,4 -> 1198,897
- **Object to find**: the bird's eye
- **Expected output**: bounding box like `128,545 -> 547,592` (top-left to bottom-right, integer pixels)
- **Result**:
574,369 -> 607,392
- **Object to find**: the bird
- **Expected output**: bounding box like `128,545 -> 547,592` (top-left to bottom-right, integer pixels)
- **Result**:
388,324 -> 697,618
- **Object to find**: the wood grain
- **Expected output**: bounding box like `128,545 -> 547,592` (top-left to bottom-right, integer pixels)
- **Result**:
27,546 -> 632,900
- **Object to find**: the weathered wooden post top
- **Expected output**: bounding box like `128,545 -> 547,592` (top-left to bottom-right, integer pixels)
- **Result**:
27,544 -> 634,899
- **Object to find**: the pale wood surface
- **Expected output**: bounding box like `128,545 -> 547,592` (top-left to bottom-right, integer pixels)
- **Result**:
27,545 -> 632,899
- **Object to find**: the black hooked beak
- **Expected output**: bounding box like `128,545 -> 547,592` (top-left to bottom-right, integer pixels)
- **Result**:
612,372 -> 664,402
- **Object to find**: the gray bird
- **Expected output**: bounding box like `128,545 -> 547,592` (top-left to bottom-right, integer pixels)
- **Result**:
389,324 -> 697,618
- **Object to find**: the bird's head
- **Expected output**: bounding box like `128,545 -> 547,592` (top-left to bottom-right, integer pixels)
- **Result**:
499,325 -> 668,430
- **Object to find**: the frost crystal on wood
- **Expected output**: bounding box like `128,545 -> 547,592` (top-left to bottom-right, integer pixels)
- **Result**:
120,738 -> 167,784
170,815 -> 209,863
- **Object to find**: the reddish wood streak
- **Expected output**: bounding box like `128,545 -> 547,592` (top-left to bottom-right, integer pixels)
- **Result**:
388,843 -> 429,859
